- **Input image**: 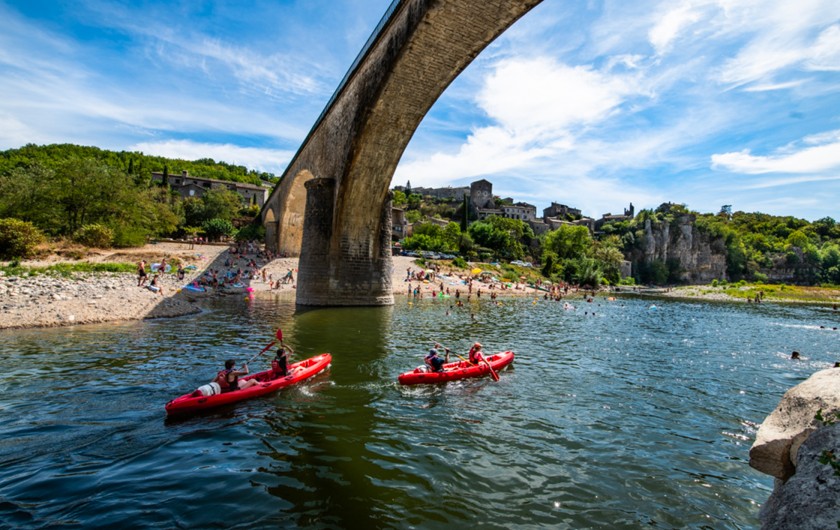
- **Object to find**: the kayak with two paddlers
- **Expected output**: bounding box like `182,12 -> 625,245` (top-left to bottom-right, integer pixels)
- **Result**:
165,353 -> 331,416
165,328 -> 331,416
398,350 -> 514,385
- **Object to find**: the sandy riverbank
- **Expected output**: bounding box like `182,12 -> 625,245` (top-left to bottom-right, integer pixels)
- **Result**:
0,243 -> 550,330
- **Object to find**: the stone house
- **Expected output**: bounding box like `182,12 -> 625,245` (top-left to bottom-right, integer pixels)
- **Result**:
502,202 -> 537,221
151,170 -> 269,207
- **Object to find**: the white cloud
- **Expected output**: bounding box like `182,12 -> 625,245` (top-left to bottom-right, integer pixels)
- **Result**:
715,0 -> 840,87
807,24 -> 840,71
742,79 -> 808,92
0,111 -> 40,148
128,140 -> 294,174
476,57 -> 640,136
648,2 -> 706,55
711,130 -> 840,174
397,56 -> 644,185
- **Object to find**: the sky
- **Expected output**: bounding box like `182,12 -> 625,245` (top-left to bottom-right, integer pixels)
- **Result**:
2,0 -> 840,221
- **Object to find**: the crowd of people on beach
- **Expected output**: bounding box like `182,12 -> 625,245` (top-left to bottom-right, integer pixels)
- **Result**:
136,242 -> 299,296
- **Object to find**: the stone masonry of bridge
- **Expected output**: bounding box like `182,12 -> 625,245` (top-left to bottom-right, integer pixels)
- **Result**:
261,0 -> 542,306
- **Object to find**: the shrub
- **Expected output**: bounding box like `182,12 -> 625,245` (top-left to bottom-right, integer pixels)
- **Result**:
202,218 -> 236,241
239,204 -> 261,217
74,224 -> 114,248
0,218 -> 46,260
452,256 -> 467,268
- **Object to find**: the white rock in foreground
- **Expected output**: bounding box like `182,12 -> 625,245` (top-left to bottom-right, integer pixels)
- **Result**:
750,368 -> 840,480
759,422 -> 840,530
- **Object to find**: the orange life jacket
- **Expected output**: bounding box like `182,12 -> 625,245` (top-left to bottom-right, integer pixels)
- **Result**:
215,369 -> 236,392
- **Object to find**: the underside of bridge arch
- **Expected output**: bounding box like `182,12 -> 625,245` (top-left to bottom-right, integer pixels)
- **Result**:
264,169 -> 315,256
288,0 -> 543,305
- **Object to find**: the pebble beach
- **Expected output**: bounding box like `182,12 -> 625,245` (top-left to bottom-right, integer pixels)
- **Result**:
0,242 -> 548,330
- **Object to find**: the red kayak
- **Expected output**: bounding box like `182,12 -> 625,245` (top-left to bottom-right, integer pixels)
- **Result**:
398,351 -> 514,385
165,353 -> 332,416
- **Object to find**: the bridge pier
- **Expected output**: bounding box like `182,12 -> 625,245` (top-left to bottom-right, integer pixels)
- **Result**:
296,178 -> 394,306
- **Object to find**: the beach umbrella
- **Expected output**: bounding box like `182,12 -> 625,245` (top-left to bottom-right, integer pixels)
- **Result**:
471,268 -> 482,275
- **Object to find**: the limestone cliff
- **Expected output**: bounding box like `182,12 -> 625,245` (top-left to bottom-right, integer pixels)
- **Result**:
629,214 -> 728,284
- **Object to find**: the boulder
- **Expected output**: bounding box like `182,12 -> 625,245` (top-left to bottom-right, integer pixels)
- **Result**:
750,368 -> 840,480
759,422 -> 840,529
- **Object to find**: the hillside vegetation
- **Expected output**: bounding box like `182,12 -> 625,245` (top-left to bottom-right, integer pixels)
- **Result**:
396,192 -> 840,288
0,144 -> 277,256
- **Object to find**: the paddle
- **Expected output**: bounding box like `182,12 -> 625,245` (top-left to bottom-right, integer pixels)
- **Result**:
482,354 -> 500,382
241,328 -> 283,368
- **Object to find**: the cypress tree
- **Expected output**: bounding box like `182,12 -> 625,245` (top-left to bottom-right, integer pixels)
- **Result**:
461,194 -> 469,232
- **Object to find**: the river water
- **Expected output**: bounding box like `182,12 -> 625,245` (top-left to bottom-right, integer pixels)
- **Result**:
1,294 -> 838,529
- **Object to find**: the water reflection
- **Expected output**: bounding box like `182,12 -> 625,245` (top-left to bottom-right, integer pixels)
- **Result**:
0,294 -> 837,528
263,306 -> 394,528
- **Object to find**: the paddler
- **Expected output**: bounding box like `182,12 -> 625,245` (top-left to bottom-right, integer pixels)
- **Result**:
424,346 -> 450,372
468,342 -> 484,364
215,359 -> 259,392
271,344 -> 293,378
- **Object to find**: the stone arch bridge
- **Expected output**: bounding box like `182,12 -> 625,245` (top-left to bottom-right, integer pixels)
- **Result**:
261,0 -> 542,305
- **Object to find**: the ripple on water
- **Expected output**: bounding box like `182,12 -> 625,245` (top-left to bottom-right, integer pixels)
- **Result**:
0,295 -> 833,527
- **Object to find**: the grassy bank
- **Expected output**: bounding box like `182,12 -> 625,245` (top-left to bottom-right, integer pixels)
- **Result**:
0,262 -> 137,278
669,282 -> 840,304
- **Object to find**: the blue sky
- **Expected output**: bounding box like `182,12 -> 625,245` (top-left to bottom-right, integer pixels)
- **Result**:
2,1 -> 839,221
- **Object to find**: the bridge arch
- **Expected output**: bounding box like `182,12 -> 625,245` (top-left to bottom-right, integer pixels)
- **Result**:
262,0 -> 543,305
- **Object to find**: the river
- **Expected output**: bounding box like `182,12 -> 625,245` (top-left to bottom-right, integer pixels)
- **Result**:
1,294 -> 837,529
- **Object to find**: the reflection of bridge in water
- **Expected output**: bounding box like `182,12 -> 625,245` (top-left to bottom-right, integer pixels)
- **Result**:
261,0 -> 543,306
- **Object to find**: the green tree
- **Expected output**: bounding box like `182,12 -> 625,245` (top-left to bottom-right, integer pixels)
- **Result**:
183,197 -> 206,228
468,216 -> 532,260
442,222 -> 462,253
406,193 -> 422,210
0,163 -> 61,233
202,189 -> 243,222
591,236 -> 625,284
542,224 -> 592,260
392,189 -> 407,207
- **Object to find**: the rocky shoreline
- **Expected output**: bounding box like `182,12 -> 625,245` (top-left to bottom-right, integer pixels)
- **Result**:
0,271 -> 202,329
749,367 -> 840,529
0,243 -> 549,330
6,242 -> 837,331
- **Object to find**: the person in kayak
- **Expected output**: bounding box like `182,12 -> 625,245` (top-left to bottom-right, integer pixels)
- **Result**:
216,359 -> 259,392
468,342 -> 484,364
425,347 -> 450,372
271,344 -> 294,378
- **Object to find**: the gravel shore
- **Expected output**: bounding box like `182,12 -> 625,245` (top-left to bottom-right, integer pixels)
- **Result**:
0,243 -> 548,330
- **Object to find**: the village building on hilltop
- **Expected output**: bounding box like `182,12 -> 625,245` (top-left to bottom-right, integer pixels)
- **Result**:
392,178 -> 633,239
151,170 -> 269,207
